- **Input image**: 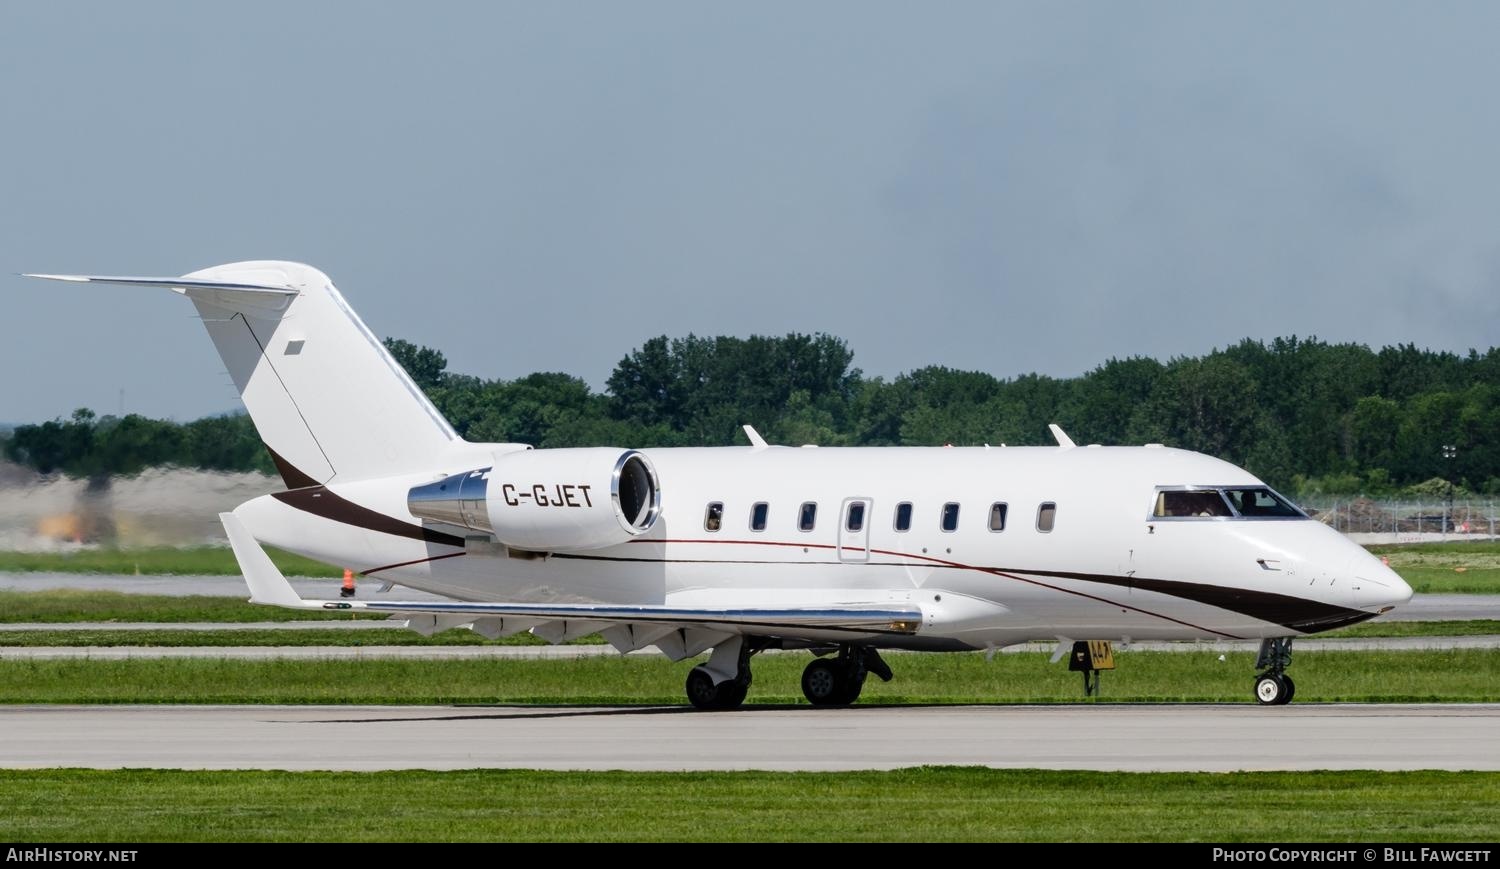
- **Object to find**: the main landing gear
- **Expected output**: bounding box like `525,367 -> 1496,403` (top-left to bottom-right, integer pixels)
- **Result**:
685,665 -> 750,710
681,640 -> 895,710
800,645 -> 893,707
1254,637 -> 1296,706
685,637 -> 759,711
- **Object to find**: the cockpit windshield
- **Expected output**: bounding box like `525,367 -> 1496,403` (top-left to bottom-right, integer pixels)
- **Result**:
1152,486 -> 1305,520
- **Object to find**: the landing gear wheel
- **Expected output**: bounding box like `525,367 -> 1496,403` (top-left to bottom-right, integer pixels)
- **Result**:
1253,637 -> 1296,706
685,667 -> 720,710
801,658 -> 866,706
840,672 -> 866,705
717,679 -> 750,709
802,659 -> 844,706
685,666 -> 747,711
1255,673 -> 1291,706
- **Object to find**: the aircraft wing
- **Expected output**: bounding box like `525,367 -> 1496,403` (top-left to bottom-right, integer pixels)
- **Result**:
222,514 -> 923,658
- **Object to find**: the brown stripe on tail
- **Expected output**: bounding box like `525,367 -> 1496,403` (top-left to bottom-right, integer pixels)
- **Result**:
266,446 -> 323,490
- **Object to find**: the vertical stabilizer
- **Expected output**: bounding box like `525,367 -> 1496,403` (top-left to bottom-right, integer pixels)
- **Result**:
186,261 -> 457,485
28,262 -> 458,486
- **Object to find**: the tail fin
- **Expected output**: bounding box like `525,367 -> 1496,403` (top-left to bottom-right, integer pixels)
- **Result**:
27,261 -> 457,486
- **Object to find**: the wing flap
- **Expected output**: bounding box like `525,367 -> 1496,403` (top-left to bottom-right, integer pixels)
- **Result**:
353,599 -> 922,633
601,622 -> 680,653
221,513 -> 923,637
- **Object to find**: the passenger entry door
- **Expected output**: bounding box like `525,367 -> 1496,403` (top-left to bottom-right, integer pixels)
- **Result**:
839,497 -> 873,563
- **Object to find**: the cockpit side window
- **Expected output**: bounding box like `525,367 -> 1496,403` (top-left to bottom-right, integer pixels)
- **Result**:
1222,487 -> 1304,518
1153,489 -> 1234,518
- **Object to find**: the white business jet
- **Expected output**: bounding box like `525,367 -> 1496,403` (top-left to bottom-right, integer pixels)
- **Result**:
25,262 -> 1413,707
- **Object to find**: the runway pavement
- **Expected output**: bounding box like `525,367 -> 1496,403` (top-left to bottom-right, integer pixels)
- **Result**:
1,703 -> 1493,771
1385,594 -> 1500,621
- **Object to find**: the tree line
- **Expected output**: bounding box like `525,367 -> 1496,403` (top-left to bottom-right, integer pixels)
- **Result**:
5,334 -> 1499,496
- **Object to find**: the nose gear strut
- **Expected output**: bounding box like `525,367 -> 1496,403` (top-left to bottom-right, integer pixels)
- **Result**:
1253,637 -> 1296,705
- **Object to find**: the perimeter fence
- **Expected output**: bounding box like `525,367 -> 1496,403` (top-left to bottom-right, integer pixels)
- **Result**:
1297,497 -> 1499,540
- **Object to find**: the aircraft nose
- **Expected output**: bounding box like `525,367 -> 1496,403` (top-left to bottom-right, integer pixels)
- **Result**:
1350,554 -> 1414,612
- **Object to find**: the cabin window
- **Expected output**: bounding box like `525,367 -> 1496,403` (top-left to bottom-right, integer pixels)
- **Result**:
1037,502 -> 1056,532
704,502 -> 723,532
894,502 -> 913,532
846,501 -> 866,532
988,502 -> 1008,532
941,502 -> 960,532
750,502 -> 769,531
1153,490 -> 1234,518
799,502 -> 818,532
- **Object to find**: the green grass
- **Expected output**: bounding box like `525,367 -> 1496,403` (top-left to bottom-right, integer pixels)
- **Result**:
0,620 -> 1490,647
0,590 -> 383,622
0,546 -> 339,577
0,628 -> 547,646
0,768 -> 1494,842
1369,541 -> 1500,593
1,650 -> 1495,705
1320,619 -> 1500,638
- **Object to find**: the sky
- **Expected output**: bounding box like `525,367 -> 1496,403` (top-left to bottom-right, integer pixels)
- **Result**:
3,2 -> 1499,424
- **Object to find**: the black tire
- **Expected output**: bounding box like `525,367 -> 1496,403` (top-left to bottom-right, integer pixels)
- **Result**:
686,666 -> 749,710
839,670 -> 866,705
685,666 -> 721,710
717,680 -> 749,710
1280,674 -> 1296,705
802,659 -> 848,706
1254,673 -> 1287,706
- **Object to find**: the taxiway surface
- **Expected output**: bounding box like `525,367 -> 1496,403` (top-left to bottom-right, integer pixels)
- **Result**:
3,704 -> 1494,772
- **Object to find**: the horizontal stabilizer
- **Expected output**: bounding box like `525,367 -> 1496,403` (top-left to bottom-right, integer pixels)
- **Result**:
24,273 -> 299,315
23,273 -> 297,294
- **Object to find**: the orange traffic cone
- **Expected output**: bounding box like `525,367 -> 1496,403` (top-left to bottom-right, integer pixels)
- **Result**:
340,568 -> 356,598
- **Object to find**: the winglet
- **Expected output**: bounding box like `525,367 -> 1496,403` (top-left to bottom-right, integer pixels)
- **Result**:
1048,424 -> 1076,449
220,512 -> 308,608
742,424 -> 769,449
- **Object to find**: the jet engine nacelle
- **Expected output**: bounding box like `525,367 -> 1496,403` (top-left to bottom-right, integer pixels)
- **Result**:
407,448 -> 661,551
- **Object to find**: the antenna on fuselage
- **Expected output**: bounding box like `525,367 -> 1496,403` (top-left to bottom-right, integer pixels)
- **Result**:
1048,424 -> 1076,449
742,424 -> 770,450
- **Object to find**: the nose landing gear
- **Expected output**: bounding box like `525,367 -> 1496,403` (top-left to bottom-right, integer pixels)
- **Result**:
1253,637 -> 1296,705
